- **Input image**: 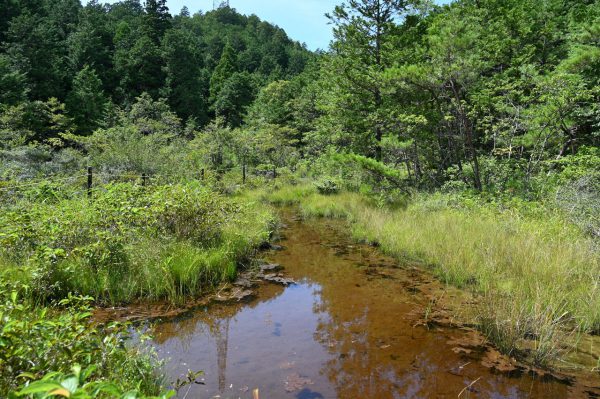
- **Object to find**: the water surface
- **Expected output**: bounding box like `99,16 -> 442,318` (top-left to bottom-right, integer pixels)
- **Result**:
150,213 -> 586,398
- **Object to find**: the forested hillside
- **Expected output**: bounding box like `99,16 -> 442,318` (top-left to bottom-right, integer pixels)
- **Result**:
0,0 -> 311,133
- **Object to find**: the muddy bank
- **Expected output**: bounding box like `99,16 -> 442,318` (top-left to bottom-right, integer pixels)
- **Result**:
93,259 -> 294,323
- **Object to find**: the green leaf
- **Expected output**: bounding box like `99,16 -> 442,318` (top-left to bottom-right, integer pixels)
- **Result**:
60,376 -> 79,393
18,381 -> 64,395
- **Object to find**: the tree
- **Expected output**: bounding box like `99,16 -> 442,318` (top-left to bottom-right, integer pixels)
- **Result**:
179,6 -> 190,17
0,54 -> 28,106
115,34 -> 165,101
66,66 -> 107,134
67,1 -> 114,91
324,0 -> 411,161
142,0 -> 171,43
128,92 -> 182,136
248,80 -> 295,126
209,41 -> 238,103
213,72 -> 256,128
0,0 -> 20,44
162,28 -> 209,124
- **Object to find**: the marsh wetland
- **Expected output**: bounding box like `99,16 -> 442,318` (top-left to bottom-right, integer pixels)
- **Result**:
142,212 -> 599,398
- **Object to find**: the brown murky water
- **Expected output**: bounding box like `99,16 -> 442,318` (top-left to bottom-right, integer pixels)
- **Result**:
148,213 -> 594,398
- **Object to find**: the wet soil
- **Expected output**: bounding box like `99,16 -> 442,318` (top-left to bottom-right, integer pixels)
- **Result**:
125,211 -> 599,398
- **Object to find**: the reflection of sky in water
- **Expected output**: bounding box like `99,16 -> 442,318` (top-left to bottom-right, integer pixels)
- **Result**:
148,216 -> 573,399
153,282 -> 336,399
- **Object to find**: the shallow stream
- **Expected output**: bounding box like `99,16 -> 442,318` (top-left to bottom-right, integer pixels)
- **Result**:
148,212 -> 593,398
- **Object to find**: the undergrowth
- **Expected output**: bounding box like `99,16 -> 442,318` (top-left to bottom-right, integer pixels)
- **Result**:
0,283 -> 165,397
0,182 -> 275,305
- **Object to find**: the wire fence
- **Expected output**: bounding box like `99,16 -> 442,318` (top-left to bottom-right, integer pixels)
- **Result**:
0,164 -> 274,201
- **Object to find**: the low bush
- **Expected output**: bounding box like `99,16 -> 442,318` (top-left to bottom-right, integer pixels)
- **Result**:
0,182 -> 274,304
0,283 -> 163,397
314,178 -> 340,195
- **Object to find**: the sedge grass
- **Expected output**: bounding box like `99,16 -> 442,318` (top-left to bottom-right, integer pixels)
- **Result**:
262,187 -> 600,365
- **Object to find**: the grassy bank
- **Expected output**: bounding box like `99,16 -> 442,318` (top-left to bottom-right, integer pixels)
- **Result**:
0,182 -> 274,305
255,184 -> 600,366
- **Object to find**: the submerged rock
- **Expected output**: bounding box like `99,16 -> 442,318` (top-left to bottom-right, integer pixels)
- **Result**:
215,287 -> 255,302
263,273 -> 296,286
233,277 -> 255,288
284,373 -> 314,392
260,263 -> 283,273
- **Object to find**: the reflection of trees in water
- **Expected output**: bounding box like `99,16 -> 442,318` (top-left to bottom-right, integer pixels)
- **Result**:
310,266 -> 412,397
214,317 -> 230,392
314,308 -> 406,398
151,283 -> 286,392
272,215 -> 414,398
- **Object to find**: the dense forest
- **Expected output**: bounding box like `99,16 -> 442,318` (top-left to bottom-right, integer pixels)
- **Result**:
1,0 -> 598,202
0,0 -> 599,397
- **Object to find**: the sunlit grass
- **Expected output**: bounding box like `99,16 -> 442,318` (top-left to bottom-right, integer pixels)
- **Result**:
0,183 -> 276,305
264,187 -> 600,365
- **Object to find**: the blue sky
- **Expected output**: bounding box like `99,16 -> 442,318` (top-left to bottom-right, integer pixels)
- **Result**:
180,0 -> 341,50
98,0 -> 449,51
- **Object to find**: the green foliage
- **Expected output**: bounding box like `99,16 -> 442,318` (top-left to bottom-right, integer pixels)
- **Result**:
0,54 -> 28,106
161,28 -> 208,123
0,285 -> 163,396
11,365 -> 174,399
332,153 -> 407,190
0,182 -> 274,304
209,41 -> 238,102
314,178 -> 340,195
213,72 -> 257,127
66,66 -> 107,134
0,1 -> 310,134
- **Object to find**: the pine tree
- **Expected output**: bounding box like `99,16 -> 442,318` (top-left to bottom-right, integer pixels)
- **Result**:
209,41 -> 238,102
143,0 -> 171,43
66,65 -> 107,134
0,54 -> 29,106
162,28 -> 209,124
325,0 -> 409,161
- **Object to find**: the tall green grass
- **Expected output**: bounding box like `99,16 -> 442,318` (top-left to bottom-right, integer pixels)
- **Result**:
261,186 -> 600,365
0,182 -> 275,305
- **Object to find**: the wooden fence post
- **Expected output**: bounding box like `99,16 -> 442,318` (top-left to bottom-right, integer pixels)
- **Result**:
142,173 -> 147,187
201,168 -> 205,181
243,164 -> 246,184
87,167 -> 93,199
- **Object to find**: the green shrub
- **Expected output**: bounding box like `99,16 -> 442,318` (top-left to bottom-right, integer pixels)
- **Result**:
314,178 -> 340,195
0,182 -> 274,304
0,284 -> 162,396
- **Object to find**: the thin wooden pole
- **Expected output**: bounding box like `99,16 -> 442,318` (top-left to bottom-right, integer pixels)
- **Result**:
87,167 -> 93,199
142,173 -> 147,187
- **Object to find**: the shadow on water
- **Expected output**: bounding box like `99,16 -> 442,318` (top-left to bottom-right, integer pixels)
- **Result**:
148,211 -> 595,398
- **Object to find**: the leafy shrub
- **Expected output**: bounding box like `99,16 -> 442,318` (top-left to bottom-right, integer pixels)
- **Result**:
314,178 -> 340,195
0,182 -> 274,304
555,175 -> 600,239
10,365 -> 173,399
0,284 -> 162,396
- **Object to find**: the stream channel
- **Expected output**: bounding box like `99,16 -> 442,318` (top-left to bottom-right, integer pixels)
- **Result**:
145,210 -> 597,398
